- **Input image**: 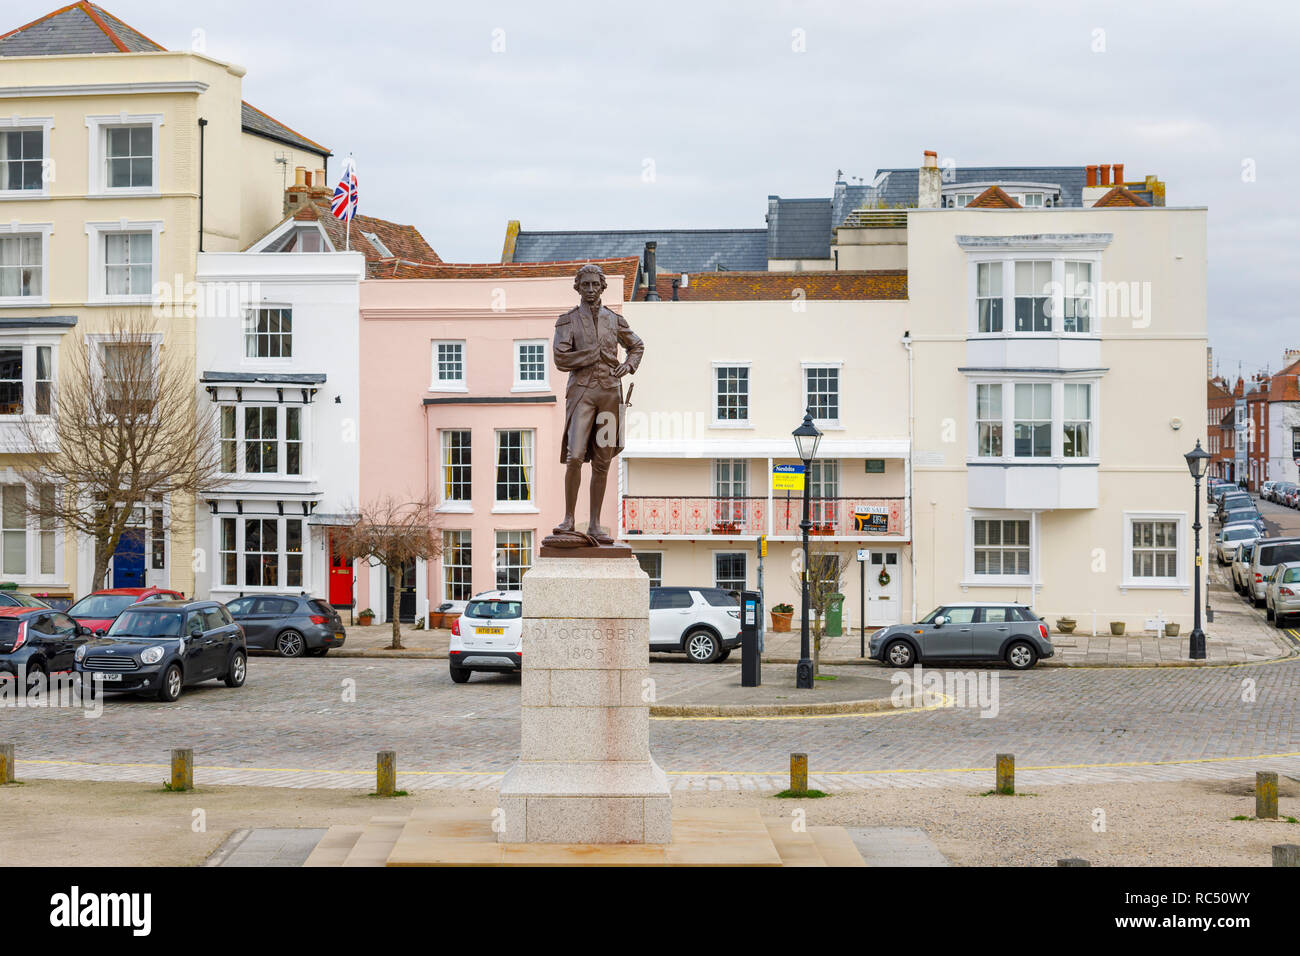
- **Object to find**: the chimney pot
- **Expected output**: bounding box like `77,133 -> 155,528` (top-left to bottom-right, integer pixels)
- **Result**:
923,149 -> 938,168
1099,164 -> 1112,186
315,169 -> 327,190
294,166 -> 307,187
1085,165 -> 1098,188
1113,163 -> 1125,184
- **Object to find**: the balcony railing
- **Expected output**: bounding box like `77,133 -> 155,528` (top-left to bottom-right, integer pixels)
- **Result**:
622,496 -> 905,537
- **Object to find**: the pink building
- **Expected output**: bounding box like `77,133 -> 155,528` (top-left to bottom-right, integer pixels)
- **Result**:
357,259 -> 638,622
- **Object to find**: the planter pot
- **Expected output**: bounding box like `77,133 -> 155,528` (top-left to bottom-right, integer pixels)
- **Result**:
1109,621 -> 1126,636
1056,619 -> 1077,634
771,611 -> 793,633
358,615 -> 375,627
1164,623 -> 1181,637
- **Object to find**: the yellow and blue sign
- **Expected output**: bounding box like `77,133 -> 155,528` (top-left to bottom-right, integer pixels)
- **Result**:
772,464 -> 805,491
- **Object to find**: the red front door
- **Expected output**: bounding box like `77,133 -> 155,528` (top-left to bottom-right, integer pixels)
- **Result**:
328,530 -> 353,607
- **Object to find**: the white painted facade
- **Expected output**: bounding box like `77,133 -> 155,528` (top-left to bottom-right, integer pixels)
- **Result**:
194,221 -> 364,607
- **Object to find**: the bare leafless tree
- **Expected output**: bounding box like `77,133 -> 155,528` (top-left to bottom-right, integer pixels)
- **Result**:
334,494 -> 441,649
791,549 -> 848,677
16,313 -> 224,591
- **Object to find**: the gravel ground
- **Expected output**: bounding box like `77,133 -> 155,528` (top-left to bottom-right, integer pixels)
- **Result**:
1,777 -> 1295,867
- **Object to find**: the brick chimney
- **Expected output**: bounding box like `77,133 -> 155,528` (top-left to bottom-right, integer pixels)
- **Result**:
1085,165 -> 1098,187
917,149 -> 941,209
1284,348 -> 1300,368
1113,163 -> 1125,185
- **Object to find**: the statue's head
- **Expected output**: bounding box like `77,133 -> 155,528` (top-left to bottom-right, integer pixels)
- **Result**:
574,263 -> 607,304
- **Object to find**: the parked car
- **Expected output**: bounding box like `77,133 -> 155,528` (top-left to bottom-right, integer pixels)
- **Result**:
448,590 -> 522,683
649,586 -> 741,663
1220,507 -> 1265,533
1283,485 -> 1300,509
0,607 -> 93,686
1216,523 -> 1262,564
0,590 -> 50,609
1273,483 -> 1296,507
1230,542 -> 1256,595
1265,562 -> 1300,628
869,603 -> 1054,670
66,586 -> 185,635
224,594 -> 346,657
1247,538 -> 1300,607
74,600 -> 246,702
1261,481 -> 1278,502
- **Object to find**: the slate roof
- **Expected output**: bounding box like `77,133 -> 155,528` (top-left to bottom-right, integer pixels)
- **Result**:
510,229 -> 768,274
240,102 -> 329,156
766,197 -> 834,259
0,2 -> 163,55
868,166 -> 1087,207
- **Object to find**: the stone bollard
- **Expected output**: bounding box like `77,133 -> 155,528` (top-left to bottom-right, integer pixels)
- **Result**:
790,753 -> 808,795
996,753 -> 1015,795
1273,844 -> 1300,867
0,743 -> 13,784
1256,771 -> 1279,820
170,749 -> 193,792
376,750 -> 396,796
1058,858 -> 1090,867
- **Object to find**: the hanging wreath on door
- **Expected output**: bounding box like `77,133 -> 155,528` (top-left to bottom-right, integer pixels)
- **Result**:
878,567 -> 891,587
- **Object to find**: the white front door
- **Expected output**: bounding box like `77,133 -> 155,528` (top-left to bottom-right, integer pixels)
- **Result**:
866,551 -> 901,626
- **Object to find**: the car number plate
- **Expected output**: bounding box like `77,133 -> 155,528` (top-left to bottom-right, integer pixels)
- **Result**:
96,672 -> 122,682
476,627 -> 504,635
334,631 -> 344,640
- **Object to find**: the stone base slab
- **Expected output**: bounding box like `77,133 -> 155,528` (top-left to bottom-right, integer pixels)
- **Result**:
498,760 -> 671,843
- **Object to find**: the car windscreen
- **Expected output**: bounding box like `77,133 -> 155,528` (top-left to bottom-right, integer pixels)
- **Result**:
68,594 -> 137,619
1223,510 -> 1257,521
1223,528 -> 1255,541
1258,543 -> 1300,566
7,593 -> 47,607
464,600 -> 522,620
107,610 -> 183,638
919,607 -> 942,624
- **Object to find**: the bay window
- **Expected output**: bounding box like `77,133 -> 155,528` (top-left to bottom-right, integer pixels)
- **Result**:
0,344 -> 54,417
218,514 -> 305,589
218,405 -> 306,477
1014,260 -> 1052,332
1013,384 -> 1052,458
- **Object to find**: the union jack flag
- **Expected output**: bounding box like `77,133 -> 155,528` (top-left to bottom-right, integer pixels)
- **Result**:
331,157 -> 358,221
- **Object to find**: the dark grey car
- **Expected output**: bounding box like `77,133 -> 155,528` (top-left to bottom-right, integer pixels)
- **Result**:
869,603 -> 1054,670
224,594 -> 346,658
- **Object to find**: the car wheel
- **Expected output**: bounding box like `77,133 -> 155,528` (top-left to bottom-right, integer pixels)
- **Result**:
884,640 -> 915,668
1266,605 -> 1275,621
276,630 -> 306,658
1006,640 -> 1038,670
224,650 -> 246,688
449,665 -> 471,684
156,664 -> 183,702
307,648 -> 329,657
684,629 -> 720,663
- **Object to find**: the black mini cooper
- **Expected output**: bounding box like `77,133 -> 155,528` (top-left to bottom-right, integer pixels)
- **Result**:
74,600 -> 247,702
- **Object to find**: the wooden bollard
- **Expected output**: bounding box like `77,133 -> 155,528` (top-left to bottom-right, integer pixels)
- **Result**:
376,750 -> 396,796
789,753 -> 808,795
170,748 -> 193,792
1256,771 -> 1279,820
0,743 -> 13,784
996,753 -> 1015,795
1273,844 -> 1300,867
1058,858 -> 1090,867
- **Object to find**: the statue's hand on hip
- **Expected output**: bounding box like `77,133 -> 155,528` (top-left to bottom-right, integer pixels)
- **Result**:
612,362 -> 632,378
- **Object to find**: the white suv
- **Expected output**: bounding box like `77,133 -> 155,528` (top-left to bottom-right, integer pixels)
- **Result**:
649,587 -> 742,663
448,590 -> 521,683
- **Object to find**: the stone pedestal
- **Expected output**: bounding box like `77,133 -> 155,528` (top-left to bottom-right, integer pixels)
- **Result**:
498,556 -> 672,844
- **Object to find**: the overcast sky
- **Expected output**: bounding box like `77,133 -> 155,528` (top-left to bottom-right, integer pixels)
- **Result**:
11,0 -> 1298,379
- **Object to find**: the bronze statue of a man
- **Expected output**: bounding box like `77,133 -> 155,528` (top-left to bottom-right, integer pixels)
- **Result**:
549,263 -> 644,546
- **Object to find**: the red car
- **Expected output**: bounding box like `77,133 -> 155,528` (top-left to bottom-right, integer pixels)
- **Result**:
66,587 -> 185,636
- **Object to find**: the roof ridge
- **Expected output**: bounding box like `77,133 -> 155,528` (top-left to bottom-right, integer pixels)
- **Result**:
241,100 -> 329,153
91,3 -> 167,51
0,2 -> 167,51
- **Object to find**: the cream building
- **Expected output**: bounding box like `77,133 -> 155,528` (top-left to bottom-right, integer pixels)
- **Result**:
0,3 -> 328,599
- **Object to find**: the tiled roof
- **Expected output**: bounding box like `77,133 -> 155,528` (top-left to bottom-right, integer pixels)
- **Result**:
369,257 -> 641,301
1268,359 -> 1300,403
1091,185 -> 1152,207
287,193 -> 439,265
766,198 -> 833,259
647,270 -> 907,302
0,2 -> 163,56
868,165 -> 1087,208
966,185 -> 1022,209
510,229 -> 768,274
241,102 -> 329,156
831,183 -> 873,228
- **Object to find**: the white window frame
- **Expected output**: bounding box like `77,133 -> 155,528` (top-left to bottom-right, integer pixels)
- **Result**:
966,375 -> 1101,464
713,550 -> 748,592
441,529 -> 472,601
492,428 -> 537,513
0,117 -> 54,200
493,529 -> 533,589
633,550 -> 665,588
1121,511 -> 1188,590
215,513 -> 309,591
431,339 -> 467,392
0,470 -> 62,585
0,223 -> 52,306
802,361 -> 843,428
216,403 -> 309,480
964,510 -> 1035,587
242,305 -> 293,362
84,220 -> 163,305
712,361 -> 752,427
437,429 -> 473,512
85,113 -> 163,197
512,339 -> 549,392
0,338 -> 57,418
965,248 -> 1105,339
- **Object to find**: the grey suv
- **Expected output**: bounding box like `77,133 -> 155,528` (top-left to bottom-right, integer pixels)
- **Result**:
224,594 -> 346,657
1248,538 -> 1300,607
869,603 -> 1054,670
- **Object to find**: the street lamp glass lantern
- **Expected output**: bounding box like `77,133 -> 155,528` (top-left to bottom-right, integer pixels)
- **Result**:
793,412 -> 822,464
1184,440 -> 1210,480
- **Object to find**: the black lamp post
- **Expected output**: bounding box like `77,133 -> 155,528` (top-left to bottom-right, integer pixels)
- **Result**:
793,411 -> 822,689
1185,440 -> 1210,660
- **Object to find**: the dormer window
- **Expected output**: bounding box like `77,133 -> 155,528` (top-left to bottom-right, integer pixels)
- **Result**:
361,231 -> 393,257
268,225 -> 326,253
